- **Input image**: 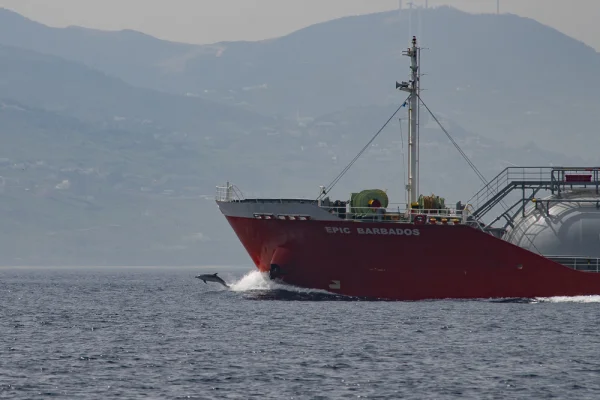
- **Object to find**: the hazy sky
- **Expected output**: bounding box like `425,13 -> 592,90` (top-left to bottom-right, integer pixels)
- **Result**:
0,0 -> 598,50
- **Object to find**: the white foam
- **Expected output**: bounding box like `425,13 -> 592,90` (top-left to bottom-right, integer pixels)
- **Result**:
229,270 -> 273,292
535,295 -> 600,303
228,269 -> 336,295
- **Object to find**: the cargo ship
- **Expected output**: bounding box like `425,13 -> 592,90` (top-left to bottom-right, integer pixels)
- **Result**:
216,36 -> 600,300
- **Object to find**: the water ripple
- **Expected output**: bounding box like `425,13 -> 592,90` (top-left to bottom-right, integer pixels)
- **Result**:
2,267 -> 600,399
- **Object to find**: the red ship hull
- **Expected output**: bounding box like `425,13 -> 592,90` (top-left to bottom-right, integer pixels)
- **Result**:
224,215 -> 600,300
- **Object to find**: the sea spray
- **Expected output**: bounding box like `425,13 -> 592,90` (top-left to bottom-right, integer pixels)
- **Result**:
229,270 -> 272,292
228,270 -> 346,298
536,295 -> 600,303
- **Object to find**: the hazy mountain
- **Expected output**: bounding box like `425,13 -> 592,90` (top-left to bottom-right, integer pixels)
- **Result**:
1,7 -> 599,157
0,7 -> 597,266
0,43 -> 282,266
0,43 -> 270,134
0,8 -> 198,93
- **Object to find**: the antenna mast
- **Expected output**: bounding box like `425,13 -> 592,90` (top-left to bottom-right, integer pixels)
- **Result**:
397,36 -> 420,206
407,1 -> 413,38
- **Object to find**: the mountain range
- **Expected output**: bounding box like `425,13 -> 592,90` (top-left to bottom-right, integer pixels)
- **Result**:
0,6 -> 597,266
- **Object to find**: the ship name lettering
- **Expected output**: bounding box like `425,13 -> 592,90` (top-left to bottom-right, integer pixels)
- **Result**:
326,226 -> 421,236
325,226 -> 352,234
356,227 -> 420,236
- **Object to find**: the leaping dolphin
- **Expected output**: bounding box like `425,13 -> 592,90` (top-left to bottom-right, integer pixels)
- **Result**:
195,273 -> 229,288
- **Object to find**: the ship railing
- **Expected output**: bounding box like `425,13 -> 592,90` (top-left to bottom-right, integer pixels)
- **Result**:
467,167 -> 600,219
215,182 -> 245,202
323,205 -> 468,224
546,255 -> 600,273
468,167 -> 552,211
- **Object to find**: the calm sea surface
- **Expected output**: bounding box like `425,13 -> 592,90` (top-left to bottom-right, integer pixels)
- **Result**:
2,267 -> 600,399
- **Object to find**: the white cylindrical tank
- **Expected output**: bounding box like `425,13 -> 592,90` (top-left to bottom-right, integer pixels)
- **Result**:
505,190 -> 600,257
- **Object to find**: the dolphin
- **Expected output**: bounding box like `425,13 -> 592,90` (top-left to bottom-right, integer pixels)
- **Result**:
195,273 -> 229,288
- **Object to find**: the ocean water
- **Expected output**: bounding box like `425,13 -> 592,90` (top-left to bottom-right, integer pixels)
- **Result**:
2,267 -> 600,399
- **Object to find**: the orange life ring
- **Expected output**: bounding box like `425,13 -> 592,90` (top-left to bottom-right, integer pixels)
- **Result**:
414,214 -> 426,225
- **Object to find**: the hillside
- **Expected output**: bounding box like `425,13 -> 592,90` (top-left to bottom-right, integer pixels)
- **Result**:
0,95 -> 584,267
0,7 -> 597,266
0,8 -> 197,93
0,43 -> 269,133
1,7 -> 599,157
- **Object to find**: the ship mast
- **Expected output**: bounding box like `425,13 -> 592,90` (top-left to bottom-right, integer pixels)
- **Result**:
398,36 -> 420,206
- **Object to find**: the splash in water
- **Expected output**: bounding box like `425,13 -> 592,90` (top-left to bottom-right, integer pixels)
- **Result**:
229,270 -> 331,294
229,270 -> 273,292
535,295 -> 600,303
227,270 -> 362,301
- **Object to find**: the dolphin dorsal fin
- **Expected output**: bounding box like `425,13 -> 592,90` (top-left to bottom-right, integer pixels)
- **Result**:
213,273 -> 218,276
